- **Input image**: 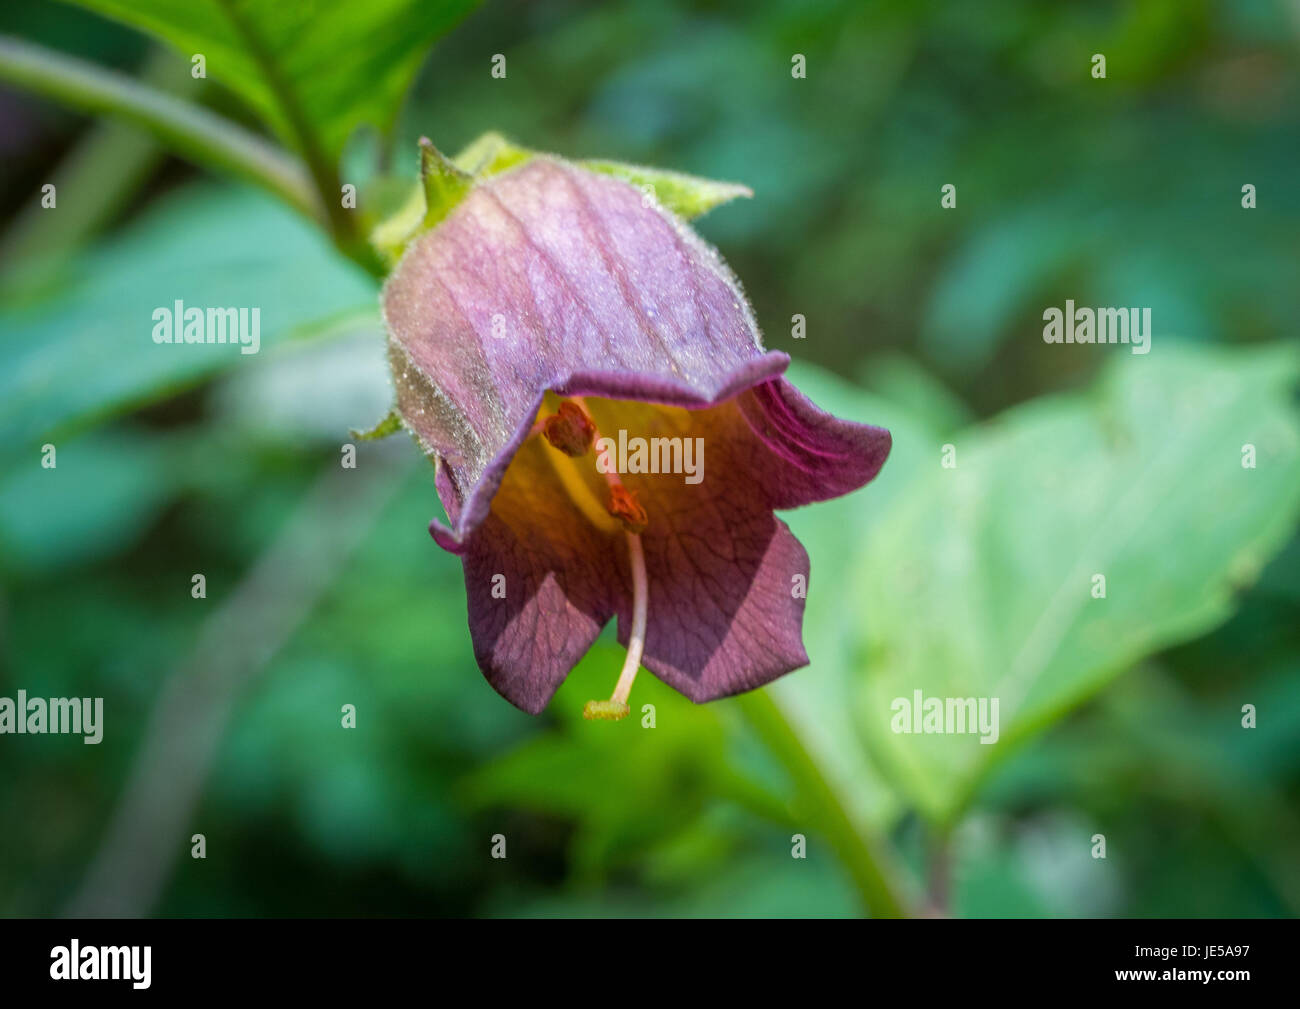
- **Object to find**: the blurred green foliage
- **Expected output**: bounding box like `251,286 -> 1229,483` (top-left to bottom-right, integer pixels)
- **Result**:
0,0 -> 1298,917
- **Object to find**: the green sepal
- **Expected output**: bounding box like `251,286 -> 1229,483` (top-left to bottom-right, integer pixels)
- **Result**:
369,132 -> 529,264
350,408 -> 404,441
579,160 -> 752,219
451,131 -> 533,177
368,132 -> 752,265
419,136 -> 473,230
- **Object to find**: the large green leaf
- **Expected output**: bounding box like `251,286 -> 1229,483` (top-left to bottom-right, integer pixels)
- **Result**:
0,184 -> 376,457
852,344 -> 1300,824
58,0 -> 479,163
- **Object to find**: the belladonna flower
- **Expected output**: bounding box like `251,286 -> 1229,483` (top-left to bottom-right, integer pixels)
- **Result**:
379,138 -> 891,719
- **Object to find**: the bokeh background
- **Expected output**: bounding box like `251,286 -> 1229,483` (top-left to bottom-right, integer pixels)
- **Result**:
1,0 -> 1298,917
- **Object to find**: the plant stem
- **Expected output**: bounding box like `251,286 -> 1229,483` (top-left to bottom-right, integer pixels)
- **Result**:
926,828 -> 953,917
210,0 -> 380,277
737,689 -> 913,918
67,447 -> 415,916
0,35 -> 321,225
0,46 -> 188,280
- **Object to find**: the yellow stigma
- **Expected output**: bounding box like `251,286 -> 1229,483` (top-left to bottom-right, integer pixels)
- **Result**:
582,699 -> 631,721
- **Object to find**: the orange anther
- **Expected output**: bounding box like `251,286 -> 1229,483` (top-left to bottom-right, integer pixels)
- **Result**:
606,485 -> 648,534
542,400 -> 596,457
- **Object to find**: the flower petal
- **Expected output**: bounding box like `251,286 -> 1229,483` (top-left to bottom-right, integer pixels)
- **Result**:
444,433 -> 622,713
384,152 -> 891,711
383,155 -> 779,543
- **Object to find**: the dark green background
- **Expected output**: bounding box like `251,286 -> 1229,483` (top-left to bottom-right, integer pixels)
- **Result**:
1,0 -> 1298,917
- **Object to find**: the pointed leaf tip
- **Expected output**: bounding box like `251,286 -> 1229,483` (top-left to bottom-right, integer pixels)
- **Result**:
419,137 -> 473,229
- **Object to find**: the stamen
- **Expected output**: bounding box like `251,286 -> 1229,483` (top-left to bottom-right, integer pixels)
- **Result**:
584,530 -> 647,721
541,400 -> 596,456
528,397 -> 650,722
606,485 -> 648,534
531,401 -> 619,535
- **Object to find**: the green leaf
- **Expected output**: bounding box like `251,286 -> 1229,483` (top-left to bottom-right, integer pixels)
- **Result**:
60,0 -> 479,165
0,184 -> 375,455
851,344 -> 1300,824
580,159 -> 752,219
